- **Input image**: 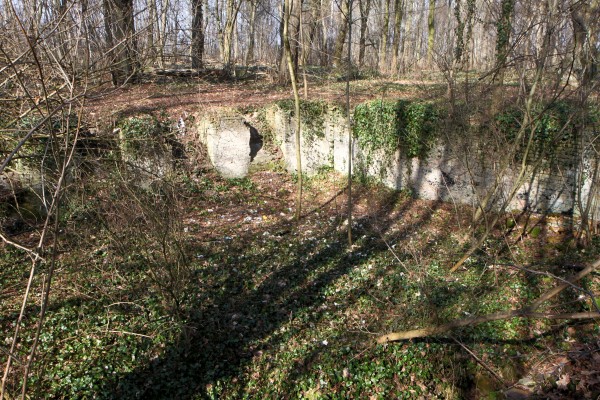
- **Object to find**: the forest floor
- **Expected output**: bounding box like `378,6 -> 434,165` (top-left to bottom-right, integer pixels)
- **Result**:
84,70 -> 445,124
1,75 -> 599,399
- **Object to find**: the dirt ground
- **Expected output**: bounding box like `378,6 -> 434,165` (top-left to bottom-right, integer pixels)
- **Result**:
84,73 -> 440,125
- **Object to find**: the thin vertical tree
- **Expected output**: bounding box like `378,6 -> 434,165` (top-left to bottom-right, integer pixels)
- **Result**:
358,0 -> 371,67
332,0 -> 350,69
390,0 -> 404,73
104,0 -> 138,85
283,0 -> 303,221
245,0 -> 259,65
346,0 -> 353,246
492,0 -> 515,112
427,0 -> 436,65
378,0 -> 391,72
191,0 -> 204,69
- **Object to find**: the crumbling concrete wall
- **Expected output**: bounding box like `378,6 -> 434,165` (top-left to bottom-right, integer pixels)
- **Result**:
192,102 -> 596,218
265,104 -> 594,217
196,115 -> 252,179
265,105 -> 334,175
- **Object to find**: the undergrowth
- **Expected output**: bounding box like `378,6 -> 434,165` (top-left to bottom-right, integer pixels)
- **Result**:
1,161 -> 598,399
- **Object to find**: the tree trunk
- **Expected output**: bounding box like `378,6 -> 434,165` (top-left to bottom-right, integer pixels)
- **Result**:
378,0 -> 390,72
104,0 -> 138,85
358,0 -> 370,67
332,0 -> 349,69
222,0 -> 241,72
308,0 -> 323,65
453,0 -> 464,64
245,0 -> 258,65
390,0 -> 403,74
427,0 -> 436,66
570,0 -> 599,88
491,0 -> 515,112
158,0 -> 169,68
147,0 -> 156,64
191,0 -> 204,69
283,0 -> 303,221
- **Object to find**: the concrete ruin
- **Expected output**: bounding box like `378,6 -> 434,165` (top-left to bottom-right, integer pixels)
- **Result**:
196,114 -> 264,179
193,103 -> 598,218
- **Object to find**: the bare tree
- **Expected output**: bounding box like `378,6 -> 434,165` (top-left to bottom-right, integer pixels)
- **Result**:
332,0 -> 350,69
427,0 -> 436,65
378,0 -> 390,71
358,0 -> 371,67
390,0 -> 404,74
191,0 -> 204,69
104,0 -> 138,85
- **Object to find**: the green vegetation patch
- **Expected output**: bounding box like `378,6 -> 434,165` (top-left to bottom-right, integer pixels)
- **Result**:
494,101 -> 600,166
275,99 -> 330,143
353,99 -> 439,160
118,112 -> 171,156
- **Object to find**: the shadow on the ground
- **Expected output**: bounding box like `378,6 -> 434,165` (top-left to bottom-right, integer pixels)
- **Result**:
102,183 -> 452,398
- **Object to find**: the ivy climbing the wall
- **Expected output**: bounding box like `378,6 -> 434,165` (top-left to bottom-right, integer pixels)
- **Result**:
118,113 -> 171,157
353,99 -> 439,160
275,99 -> 329,143
494,101 -> 599,167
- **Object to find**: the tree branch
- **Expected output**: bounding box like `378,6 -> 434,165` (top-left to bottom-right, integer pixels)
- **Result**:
377,258 -> 600,343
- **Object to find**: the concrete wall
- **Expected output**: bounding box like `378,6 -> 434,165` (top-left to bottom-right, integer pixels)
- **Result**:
265,105 -> 597,217
192,103 -> 597,218
196,115 -> 253,178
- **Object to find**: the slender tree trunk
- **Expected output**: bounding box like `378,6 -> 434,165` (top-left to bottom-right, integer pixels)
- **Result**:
278,0 -> 289,81
427,0 -> 436,66
221,0 -> 241,72
570,0 -> 599,88
358,0 -> 370,67
191,0 -> 204,69
491,0 -> 515,113
346,0 -> 353,246
401,0 -> 411,65
158,0 -> 169,67
300,0 -> 309,97
570,0 -> 599,244
332,0 -> 349,69
147,0 -> 156,64
104,0 -> 138,85
308,0 -> 322,65
283,0 -> 302,221
379,0 -> 390,72
320,0 -> 328,65
390,0 -> 403,74
245,0 -> 258,65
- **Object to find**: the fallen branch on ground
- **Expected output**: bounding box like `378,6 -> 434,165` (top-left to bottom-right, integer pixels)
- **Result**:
377,259 -> 600,344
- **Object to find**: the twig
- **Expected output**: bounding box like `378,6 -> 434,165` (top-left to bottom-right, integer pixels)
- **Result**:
105,330 -> 154,339
489,263 -> 600,314
0,347 -> 23,366
451,336 -> 506,385
0,233 -> 45,262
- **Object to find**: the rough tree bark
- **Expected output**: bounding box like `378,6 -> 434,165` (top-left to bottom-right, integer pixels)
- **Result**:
358,0 -> 370,67
104,0 -> 138,85
378,0 -> 390,72
390,0 -> 404,74
191,0 -> 204,69
427,0 -> 436,65
332,0 -> 350,69
245,0 -> 258,65
283,0 -> 303,221
491,0 -> 515,112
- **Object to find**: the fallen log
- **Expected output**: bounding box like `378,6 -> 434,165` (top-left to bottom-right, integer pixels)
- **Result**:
377,259 -> 600,344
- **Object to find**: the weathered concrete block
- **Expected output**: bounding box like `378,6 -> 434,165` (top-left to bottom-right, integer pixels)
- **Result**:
266,104 -> 336,175
205,117 -> 252,179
